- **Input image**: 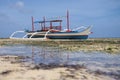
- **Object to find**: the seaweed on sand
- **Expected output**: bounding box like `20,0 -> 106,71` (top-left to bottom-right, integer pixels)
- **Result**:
30,63 -> 86,70
0,70 -> 12,75
93,69 -> 120,80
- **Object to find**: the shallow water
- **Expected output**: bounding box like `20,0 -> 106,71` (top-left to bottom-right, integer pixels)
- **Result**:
0,44 -> 120,73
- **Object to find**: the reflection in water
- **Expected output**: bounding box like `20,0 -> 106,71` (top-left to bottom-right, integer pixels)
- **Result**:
28,45 -> 120,69
31,46 -> 34,64
0,44 -> 120,79
30,45 -> 70,64
0,44 -> 120,70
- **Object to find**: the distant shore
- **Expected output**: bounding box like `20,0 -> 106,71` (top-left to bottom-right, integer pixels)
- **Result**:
0,38 -> 120,53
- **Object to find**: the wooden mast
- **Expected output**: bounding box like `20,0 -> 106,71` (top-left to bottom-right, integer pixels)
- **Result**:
67,10 -> 70,32
31,16 -> 34,31
43,16 -> 46,31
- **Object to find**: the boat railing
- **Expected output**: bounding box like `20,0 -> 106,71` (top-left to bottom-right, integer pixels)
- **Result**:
9,31 -> 27,39
9,29 -> 57,40
72,26 -> 87,31
9,30 -> 46,40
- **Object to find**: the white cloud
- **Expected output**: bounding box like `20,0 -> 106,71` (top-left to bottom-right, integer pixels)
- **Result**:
10,1 -> 33,14
15,1 -> 24,9
10,1 -> 24,10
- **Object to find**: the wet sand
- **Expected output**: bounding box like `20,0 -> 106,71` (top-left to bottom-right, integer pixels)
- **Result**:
0,55 -> 118,80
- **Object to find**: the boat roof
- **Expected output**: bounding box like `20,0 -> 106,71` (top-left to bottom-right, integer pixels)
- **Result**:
34,20 -> 62,23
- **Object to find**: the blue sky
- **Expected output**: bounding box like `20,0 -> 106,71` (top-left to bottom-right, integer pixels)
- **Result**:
0,0 -> 120,38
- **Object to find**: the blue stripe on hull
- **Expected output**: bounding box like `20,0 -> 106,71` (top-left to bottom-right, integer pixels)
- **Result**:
48,35 -> 88,39
28,35 -> 88,39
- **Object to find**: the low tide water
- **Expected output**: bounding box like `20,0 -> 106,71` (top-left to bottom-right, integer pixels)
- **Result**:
0,44 -> 120,75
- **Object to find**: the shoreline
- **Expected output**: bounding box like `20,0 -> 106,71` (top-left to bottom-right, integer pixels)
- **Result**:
0,55 -> 118,80
0,38 -> 120,53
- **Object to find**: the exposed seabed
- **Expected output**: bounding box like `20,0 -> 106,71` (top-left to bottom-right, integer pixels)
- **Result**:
0,38 -> 120,53
0,38 -> 120,80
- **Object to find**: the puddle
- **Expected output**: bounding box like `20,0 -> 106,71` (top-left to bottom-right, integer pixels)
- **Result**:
0,44 -> 120,75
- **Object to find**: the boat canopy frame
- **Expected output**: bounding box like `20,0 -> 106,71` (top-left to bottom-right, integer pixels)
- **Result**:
33,19 -> 63,31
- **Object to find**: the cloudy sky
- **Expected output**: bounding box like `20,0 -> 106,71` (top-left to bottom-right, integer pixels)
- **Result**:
0,0 -> 120,38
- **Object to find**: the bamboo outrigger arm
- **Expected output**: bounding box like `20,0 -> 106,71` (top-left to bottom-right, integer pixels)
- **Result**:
9,29 -> 57,39
9,31 -> 26,39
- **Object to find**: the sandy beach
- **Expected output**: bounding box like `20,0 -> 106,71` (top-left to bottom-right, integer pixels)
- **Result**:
0,55 -> 118,80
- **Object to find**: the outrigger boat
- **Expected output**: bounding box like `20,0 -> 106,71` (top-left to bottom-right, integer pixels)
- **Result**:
10,11 -> 92,40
